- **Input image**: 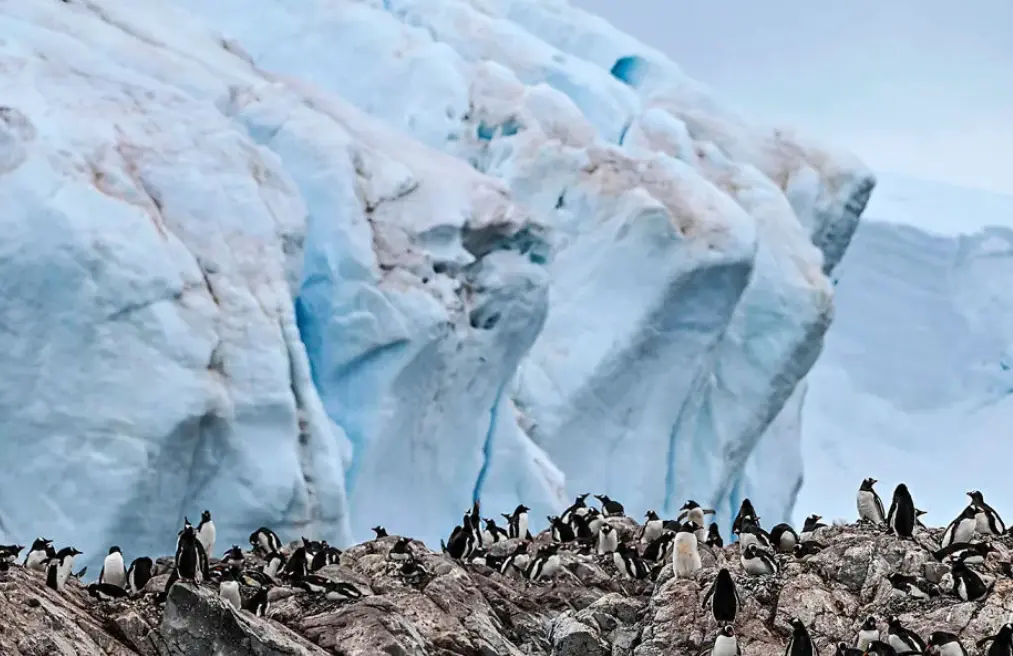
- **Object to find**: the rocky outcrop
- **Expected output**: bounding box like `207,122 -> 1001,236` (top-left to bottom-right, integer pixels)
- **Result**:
2,521 -> 1012,655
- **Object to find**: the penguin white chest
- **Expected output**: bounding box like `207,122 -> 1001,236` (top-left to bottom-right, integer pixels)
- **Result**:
56,556 -> 76,590
517,514 -> 528,539
673,533 -> 701,577
937,642 -> 965,656
642,521 -> 662,544
539,555 -> 561,580
101,552 -> 126,589
197,523 -> 216,558
712,634 -> 738,656
857,628 -> 879,650
611,552 -> 626,576
25,551 -> 48,572
598,529 -> 618,555
857,491 -> 883,522
741,553 -> 774,576
220,580 -> 241,610
888,634 -> 916,653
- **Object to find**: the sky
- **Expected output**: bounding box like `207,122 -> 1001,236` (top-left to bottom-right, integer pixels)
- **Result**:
575,0 -> 1013,196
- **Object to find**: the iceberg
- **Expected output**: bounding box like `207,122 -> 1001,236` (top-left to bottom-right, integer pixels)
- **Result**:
0,0 -> 874,565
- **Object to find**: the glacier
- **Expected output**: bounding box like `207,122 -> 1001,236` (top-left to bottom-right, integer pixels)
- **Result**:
0,0 -> 873,567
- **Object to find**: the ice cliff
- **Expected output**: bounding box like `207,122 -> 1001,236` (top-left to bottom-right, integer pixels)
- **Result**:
0,0 -> 874,566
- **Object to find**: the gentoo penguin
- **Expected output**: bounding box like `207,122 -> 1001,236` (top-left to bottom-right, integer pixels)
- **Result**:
389,537 -> 412,562
977,624 -> 1013,656
283,547 -> 309,582
735,517 -> 772,550
679,501 -> 716,533
311,546 -> 341,572
24,538 -> 54,572
249,527 -> 282,556
701,568 -> 739,624
968,490 -> 1006,535
951,561 -> 991,601
836,643 -> 864,656
560,493 -> 590,525
642,511 -> 664,544
500,542 -> 530,575
793,541 -> 826,560
524,544 -> 561,581
466,500 -> 483,547
176,524 -> 204,585
570,513 -> 595,540
673,522 -> 703,578
222,545 -> 245,567
549,516 -> 575,543
933,542 -> 994,566
799,514 -> 827,541
595,494 -> 625,517
243,585 -> 271,617
858,478 -> 887,524
887,484 -> 916,537
927,631 -> 968,656
740,544 -> 778,577
0,544 -> 24,565
585,508 -> 604,535
597,523 -> 619,555
643,532 -> 676,563
864,642 -> 901,656
196,510 -> 216,559
371,526 -> 388,539
887,616 -> 926,654
263,551 -> 286,581
219,568 -> 242,610
323,580 -> 367,601
87,582 -> 129,601
502,504 -> 530,539
732,499 -> 757,535
699,525 -> 720,550
126,556 -> 153,596
483,519 -> 509,544
613,542 -> 649,579
857,616 -> 879,651
99,546 -> 127,590
46,546 -> 82,592
887,572 -> 938,599
770,523 -> 800,553
941,506 -> 978,548
786,617 -> 816,656
711,625 -> 740,656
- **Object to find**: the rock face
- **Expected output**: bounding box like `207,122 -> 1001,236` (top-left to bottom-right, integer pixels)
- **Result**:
2,522 -> 1012,656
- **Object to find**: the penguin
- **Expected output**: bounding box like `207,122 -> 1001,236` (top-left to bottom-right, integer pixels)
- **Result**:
99,546 -> 127,590
740,544 -> 778,577
222,545 -> 245,567
323,580 -> 367,601
467,500 -> 483,547
711,625 -> 740,656
793,541 -> 827,560
24,538 -> 55,572
679,501 -> 716,534
613,542 -> 649,579
500,542 -> 530,575
770,523 -> 799,553
483,551 -> 509,572
887,484 -> 916,538
915,508 -> 929,531
291,572 -> 336,594
219,567 -> 242,610
887,572 -> 938,599
249,527 -> 282,556
706,523 -> 724,548
243,585 -> 271,617
597,523 -> 619,555
941,506 -> 978,548
560,493 -> 590,525
284,547 -> 309,582
785,617 -> 816,656
301,537 -> 324,559
643,532 -> 676,562
46,547 -> 82,592
570,513 -> 595,540
87,582 -> 129,601
263,551 -> 286,581
585,508 -> 604,535
595,494 -> 625,517
857,616 -> 879,651
735,517 -> 772,550
642,511 -> 664,544
502,504 -> 530,540
927,631 -> 968,656
864,642 -> 901,656
196,510 -> 216,559
836,644 -> 864,656
663,518 -> 682,532
977,624 -> 1013,656
673,522 -> 702,578
549,516 -> 575,543
701,568 -> 739,624
483,519 -> 509,543
968,490 -> 1006,535
0,544 -> 24,565
175,524 -> 204,585
126,556 -> 153,596
732,499 -> 757,534
447,522 -> 475,560
887,616 -> 926,654
371,526 -> 388,539
389,537 -> 412,562
933,542 -> 994,566
799,514 -> 827,541
950,561 -> 991,601
857,478 -> 887,524
310,546 -> 342,572
523,544 -> 561,581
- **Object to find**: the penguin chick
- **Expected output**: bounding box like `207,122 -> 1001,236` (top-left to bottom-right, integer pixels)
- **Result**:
887,572 -> 939,599
219,568 -> 242,611
933,541 -> 994,565
857,477 -> 887,524
672,523 -> 702,578
950,561 -> 991,601
740,544 -> 778,577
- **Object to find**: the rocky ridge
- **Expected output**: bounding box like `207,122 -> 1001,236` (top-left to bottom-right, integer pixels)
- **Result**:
2,514 -> 1013,656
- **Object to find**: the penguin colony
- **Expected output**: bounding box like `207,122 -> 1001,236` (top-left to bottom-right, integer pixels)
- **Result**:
0,481 -> 1011,655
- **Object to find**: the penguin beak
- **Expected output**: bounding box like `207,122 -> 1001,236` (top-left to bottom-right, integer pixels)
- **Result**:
870,479 -> 877,484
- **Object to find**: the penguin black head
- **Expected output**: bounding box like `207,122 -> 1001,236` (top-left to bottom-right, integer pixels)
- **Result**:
183,516 -> 191,528
513,542 -> 529,554
392,537 -> 411,552
30,538 -> 52,550
790,617 -> 807,632
958,505 -> 978,520
514,504 -> 530,514
645,510 -> 659,521
680,500 -> 699,510
679,521 -> 699,534
600,523 -> 614,534
108,546 -> 121,555
484,518 -> 497,529
744,544 -> 758,557
201,510 -> 212,523
707,523 -> 721,537
967,490 -> 985,505
616,541 -> 632,555
860,477 -> 878,490
56,546 -> 82,559
594,494 -> 610,503
719,625 -> 734,638
893,483 -> 911,498
539,543 -> 560,556
862,615 -> 877,630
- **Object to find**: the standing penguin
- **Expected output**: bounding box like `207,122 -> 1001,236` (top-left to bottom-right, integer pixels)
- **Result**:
483,519 -> 509,543
643,532 -> 676,563
371,526 -> 389,539
219,567 -> 242,610
977,624 -> 1013,656
740,544 -> 778,577
613,542 -> 649,580
711,625 -> 740,656
524,544 -> 562,581
706,523 -> 724,548
597,523 -> 619,555
24,538 -> 55,572
940,506 -> 978,548
196,510 -> 216,559
769,523 -> 800,553
732,499 -> 758,535
857,615 -> 879,651
99,546 -> 127,590
857,478 -> 887,524
549,516 -> 576,543
701,568 -> 740,624
243,585 -> 271,617
786,618 -> 816,656
673,522 -> 702,578
887,484 -> 916,538
642,511 -> 664,544
560,494 -> 589,525
968,491 -> 1006,535
595,494 -> 625,517
127,557 -> 153,596
950,561 -> 991,601
927,631 -> 968,656
46,547 -> 82,592
502,504 -> 530,539
175,524 -> 204,585
886,616 -> 926,654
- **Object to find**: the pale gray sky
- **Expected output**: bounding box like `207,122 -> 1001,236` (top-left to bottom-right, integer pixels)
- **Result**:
576,0 -> 1013,195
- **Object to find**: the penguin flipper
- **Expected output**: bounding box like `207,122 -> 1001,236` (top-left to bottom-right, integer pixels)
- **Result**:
700,579 -> 715,608
74,566 -> 88,579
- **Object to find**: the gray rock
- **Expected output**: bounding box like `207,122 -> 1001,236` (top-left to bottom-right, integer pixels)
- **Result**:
551,614 -> 608,656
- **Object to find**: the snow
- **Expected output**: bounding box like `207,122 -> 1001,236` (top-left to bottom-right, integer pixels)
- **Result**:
797,177 -> 1013,528
0,0 -> 875,564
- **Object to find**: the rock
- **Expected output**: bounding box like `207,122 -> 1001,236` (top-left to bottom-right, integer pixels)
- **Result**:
551,615 -> 608,656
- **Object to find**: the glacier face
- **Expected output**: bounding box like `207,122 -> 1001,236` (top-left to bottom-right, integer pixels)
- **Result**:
0,0 -> 873,564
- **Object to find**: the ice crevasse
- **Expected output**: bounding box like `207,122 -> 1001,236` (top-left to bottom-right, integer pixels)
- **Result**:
0,0 -> 874,564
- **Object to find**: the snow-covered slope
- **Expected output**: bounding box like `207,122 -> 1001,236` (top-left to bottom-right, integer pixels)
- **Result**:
798,175 -> 1013,527
0,0 -> 873,564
